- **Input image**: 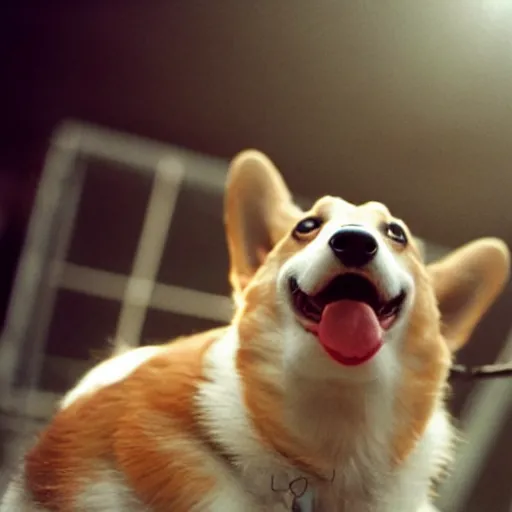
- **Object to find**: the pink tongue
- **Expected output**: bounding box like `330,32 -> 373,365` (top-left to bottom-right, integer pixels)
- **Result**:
317,300 -> 382,365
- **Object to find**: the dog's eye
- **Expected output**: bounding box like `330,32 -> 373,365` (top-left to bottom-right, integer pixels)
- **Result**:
386,222 -> 408,245
293,217 -> 323,237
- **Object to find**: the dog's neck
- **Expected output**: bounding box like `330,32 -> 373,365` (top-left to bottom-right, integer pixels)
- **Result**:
234,307 -> 398,475
285,361 -> 397,464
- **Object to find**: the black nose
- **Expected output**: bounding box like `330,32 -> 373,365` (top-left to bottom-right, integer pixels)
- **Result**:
328,227 -> 378,268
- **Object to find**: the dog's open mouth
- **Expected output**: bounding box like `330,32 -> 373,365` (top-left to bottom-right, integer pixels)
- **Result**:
289,274 -> 406,329
289,274 -> 406,366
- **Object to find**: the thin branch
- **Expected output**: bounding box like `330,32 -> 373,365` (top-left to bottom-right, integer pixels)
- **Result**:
449,362 -> 512,381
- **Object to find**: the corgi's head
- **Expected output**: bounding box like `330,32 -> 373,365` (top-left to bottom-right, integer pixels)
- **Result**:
225,150 -> 510,387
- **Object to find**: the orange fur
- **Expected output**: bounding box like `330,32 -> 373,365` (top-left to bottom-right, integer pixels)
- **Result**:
236,269 -> 326,478
391,260 -> 451,465
25,330 -> 223,512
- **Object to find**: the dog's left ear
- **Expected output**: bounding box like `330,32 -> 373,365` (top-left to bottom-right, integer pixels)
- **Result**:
428,238 -> 510,352
225,150 -> 303,295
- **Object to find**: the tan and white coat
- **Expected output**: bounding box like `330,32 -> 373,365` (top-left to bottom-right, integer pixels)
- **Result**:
2,150 -> 509,512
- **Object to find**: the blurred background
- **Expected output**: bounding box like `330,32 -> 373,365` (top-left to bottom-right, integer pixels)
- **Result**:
1,2 -> 512,510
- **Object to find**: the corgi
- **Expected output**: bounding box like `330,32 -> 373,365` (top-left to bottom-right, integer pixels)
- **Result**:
1,150 -> 510,512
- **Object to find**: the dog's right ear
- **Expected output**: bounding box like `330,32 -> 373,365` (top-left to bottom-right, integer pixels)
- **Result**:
225,150 -> 303,296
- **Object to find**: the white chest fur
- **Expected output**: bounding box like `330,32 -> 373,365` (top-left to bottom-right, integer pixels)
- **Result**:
310,408 -> 452,512
198,330 -> 453,512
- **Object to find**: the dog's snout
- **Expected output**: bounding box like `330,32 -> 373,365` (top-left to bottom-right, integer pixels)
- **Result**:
328,227 -> 378,268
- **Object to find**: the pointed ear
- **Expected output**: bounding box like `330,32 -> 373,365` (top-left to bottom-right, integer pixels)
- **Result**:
224,150 -> 303,295
428,238 -> 510,352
